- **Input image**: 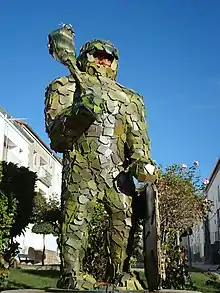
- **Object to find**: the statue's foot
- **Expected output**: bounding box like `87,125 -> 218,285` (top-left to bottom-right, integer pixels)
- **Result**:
57,272 -> 96,290
117,272 -> 146,291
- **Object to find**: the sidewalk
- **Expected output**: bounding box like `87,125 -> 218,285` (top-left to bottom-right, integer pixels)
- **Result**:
192,262 -> 220,272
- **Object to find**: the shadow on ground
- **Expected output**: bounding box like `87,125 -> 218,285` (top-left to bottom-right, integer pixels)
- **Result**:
20,269 -> 60,278
0,281 -> 32,290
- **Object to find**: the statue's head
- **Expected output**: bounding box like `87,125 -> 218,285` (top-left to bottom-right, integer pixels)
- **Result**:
77,40 -> 119,80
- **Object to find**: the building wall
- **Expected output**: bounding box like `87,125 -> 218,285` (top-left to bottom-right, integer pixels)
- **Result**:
0,114 -> 5,159
16,224 -> 59,254
207,170 -> 220,244
25,129 -> 62,200
16,126 -> 62,254
0,113 -> 29,167
190,222 -> 205,260
0,109 -> 62,257
189,160 -> 220,263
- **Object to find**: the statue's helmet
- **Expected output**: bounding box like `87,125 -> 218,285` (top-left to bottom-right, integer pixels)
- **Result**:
77,40 -> 119,80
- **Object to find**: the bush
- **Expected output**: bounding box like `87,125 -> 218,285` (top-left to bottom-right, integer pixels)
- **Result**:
161,231 -> 193,290
0,191 -> 17,281
157,163 -> 211,289
0,161 -> 37,281
83,202 -> 109,281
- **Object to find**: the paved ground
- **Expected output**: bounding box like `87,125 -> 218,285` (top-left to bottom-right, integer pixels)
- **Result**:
192,262 -> 220,272
136,263 -> 220,272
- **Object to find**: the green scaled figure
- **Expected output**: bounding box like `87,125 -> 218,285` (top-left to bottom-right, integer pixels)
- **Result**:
45,24 -> 157,290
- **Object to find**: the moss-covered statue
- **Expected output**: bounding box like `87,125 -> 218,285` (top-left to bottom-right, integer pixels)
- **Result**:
44,24 -> 158,290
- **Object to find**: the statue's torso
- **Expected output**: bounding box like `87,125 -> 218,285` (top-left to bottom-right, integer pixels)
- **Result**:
74,74 -> 134,182
46,72 -> 142,185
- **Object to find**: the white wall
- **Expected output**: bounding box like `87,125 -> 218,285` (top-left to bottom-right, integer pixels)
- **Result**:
0,113 -> 29,167
190,222 -> 205,259
0,110 -> 62,255
51,161 -> 62,199
17,137 -> 62,253
16,224 -> 59,254
207,169 -> 220,244
0,115 -> 5,160
35,180 -> 50,199
189,161 -> 220,262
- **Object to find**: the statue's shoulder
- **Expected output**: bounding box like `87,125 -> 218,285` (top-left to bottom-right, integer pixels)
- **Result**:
115,81 -> 144,103
45,75 -> 76,122
46,75 -> 76,96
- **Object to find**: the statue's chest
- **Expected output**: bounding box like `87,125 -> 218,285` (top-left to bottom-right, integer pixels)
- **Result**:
81,77 -> 130,118
78,77 -> 129,146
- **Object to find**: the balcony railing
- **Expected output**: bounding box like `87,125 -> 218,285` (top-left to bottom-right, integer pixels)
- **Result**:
38,167 -> 52,187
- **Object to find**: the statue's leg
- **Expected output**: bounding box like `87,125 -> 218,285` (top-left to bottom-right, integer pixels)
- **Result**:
57,159 -> 97,290
104,186 -> 132,276
103,184 -> 144,290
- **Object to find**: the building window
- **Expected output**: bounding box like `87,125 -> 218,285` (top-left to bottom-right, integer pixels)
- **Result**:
33,151 -> 37,166
3,135 -> 16,161
39,156 -> 48,168
38,157 -> 52,187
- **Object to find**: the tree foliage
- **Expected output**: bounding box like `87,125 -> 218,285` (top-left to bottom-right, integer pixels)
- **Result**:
0,161 -> 37,239
156,163 -> 211,289
161,231 -> 194,290
0,191 -> 17,281
157,164 -> 210,232
0,161 -> 36,280
32,222 -> 54,235
31,193 -> 60,266
31,192 -> 60,236
83,202 -> 109,281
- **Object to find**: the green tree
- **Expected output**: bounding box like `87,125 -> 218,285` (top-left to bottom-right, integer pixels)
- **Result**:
157,163 -> 210,232
0,161 -> 37,239
32,222 -> 54,265
0,161 -> 37,274
31,193 -> 60,265
0,190 -> 17,281
156,163 -> 211,289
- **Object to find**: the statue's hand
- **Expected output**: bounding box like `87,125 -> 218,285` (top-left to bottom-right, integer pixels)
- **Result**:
140,168 -> 157,183
55,93 -> 106,144
136,161 -> 158,183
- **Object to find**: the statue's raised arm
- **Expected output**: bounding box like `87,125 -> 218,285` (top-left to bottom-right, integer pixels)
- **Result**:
48,24 -> 77,75
45,25 -> 95,152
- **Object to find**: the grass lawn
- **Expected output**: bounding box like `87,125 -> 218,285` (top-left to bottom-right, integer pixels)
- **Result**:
0,268 -> 59,290
190,272 -> 220,293
137,270 -> 220,293
1,268 -> 220,292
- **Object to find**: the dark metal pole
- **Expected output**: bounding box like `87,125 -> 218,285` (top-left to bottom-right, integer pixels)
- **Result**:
143,182 -> 160,291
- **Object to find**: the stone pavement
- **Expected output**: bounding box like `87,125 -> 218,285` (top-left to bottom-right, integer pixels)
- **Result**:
192,262 -> 220,272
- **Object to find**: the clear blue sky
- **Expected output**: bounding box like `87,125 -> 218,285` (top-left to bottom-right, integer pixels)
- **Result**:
1,0 -> 220,181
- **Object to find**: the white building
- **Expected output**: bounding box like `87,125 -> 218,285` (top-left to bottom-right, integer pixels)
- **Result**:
206,159 -> 220,245
0,110 -> 29,167
189,222 -> 205,262
189,158 -> 220,263
0,107 -> 62,260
